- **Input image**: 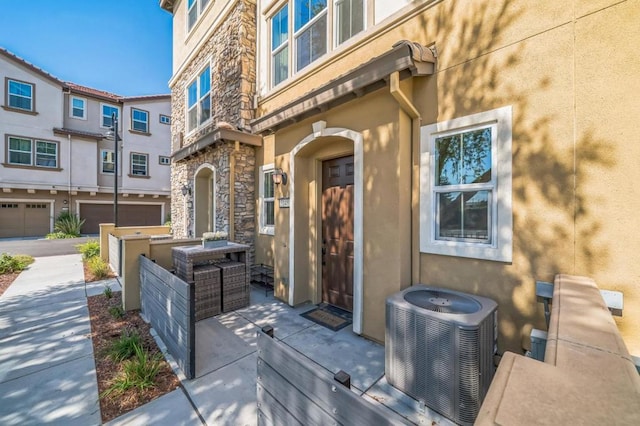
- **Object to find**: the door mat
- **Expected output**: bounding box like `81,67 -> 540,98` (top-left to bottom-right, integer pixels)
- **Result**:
301,304 -> 352,331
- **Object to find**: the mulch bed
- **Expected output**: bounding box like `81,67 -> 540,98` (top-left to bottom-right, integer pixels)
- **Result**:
83,261 -> 117,283
0,272 -> 19,297
87,291 -> 181,423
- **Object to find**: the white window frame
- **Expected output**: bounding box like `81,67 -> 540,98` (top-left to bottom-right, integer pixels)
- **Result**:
185,65 -> 212,134
131,108 -> 149,133
69,96 -> 86,120
293,0 -> 328,73
130,152 -> 149,176
270,4 -> 289,88
35,141 -> 58,168
259,164 -> 275,235
101,149 -> 115,174
159,155 -> 171,165
186,0 -> 212,33
334,0 -> 365,48
159,114 -> 171,125
100,103 -> 121,129
7,136 -> 58,169
7,136 -> 33,166
7,78 -> 34,112
420,106 -> 513,262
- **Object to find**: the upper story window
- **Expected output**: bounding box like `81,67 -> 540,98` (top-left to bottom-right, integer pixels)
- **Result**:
420,106 -> 513,262
6,136 -> 58,169
159,155 -> 171,165
159,114 -> 171,125
187,66 -> 211,133
131,108 -> 149,133
101,149 -> 115,174
268,0 -> 365,88
6,78 -> 34,112
130,152 -> 149,177
101,104 -> 120,129
70,96 -> 86,119
187,0 -> 211,32
259,164 -> 275,235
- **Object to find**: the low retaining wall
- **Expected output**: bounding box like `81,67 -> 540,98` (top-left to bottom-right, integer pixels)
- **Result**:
139,255 -> 195,379
477,274 -> 640,425
256,327 -> 411,426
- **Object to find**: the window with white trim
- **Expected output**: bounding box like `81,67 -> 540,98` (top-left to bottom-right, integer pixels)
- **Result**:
101,104 -> 120,128
6,79 -> 34,111
130,153 -> 148,176
101,149 -> 115,174
131,108 -> 149,133
159,114 -> 171,125
186,66 -> 211,133
420,106 -> 513,262
259,164 -> 275,234
187,0 -> 211,32
70,96 -> 86,119
267,0 -> 365,87
7,136 -> 58,168
159,156 -> 171,165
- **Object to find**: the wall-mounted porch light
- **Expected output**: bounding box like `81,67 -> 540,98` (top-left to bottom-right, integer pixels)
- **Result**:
272,168 -> 288,186
181,183 -> 192,196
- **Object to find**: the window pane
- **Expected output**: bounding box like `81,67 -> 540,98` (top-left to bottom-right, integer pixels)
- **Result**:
131,154 -> 148,175
462,128 -> 491,184
296,14 -> 327,71
272,5 -> 289,50
272,46 -> 289,86
438,191 -> 490,242
9,80 -> 32,97
10,138 -> 31,152
199,96 -> 211,124
188,107 -> 198,131
435,134 -> 461,185
102,105 -> 118,127
102,151 -> 114,173
264,171 -> 274,198
336,0 -> 364,45
36,142 -> 57,168
264,200 -> 275,226
188,3 -> 197,30
295,0 -> 327,31
199,67 -> 210,94
188,81 -> 197,107
72,97 -> 84,118
8,94 -> 32,110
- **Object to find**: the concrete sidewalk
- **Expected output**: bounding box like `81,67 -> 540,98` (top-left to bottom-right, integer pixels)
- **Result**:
0,254 -> 101,425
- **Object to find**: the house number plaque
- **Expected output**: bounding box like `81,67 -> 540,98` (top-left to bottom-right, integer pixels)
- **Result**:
279,197 -> 290,208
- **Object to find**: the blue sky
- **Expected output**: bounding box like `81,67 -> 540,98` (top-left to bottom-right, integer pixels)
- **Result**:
0,0 -> 172,96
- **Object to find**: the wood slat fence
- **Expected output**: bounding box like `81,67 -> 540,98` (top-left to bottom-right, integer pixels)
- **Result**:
139,254 -> 195,378
256,327 -> 411,426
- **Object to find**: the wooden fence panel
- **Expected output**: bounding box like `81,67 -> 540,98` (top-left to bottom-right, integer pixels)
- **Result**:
139,255 -> 195,378
256,330 -> 411,426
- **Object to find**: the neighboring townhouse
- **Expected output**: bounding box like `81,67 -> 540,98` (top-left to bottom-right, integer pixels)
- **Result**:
0,47 -> 171,237
161,0 -> 640,357
160,0 -> 259,251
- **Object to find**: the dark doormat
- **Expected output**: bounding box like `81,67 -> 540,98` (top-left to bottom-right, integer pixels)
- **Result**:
301,303 -> 352,331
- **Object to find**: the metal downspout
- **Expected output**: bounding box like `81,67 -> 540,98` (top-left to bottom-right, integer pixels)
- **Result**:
389,71 -> 421,286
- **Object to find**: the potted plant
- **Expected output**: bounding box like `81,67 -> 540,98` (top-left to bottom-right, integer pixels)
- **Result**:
202,231 -> 228,249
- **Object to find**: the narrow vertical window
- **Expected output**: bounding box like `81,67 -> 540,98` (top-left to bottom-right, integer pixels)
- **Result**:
199,67 -> 211,125
294,0 -> 327,71
187,0 -> 197,31
260,165 -> 275,234
186,66 -> 211,132
102,104 -> 119,128
335,0 -> 364,45
102,150 -> 115,174
70,96 -> 86,119
271,5 -> 289,87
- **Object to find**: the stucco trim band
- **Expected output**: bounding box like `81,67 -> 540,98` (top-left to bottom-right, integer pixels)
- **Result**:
251,40 -> 436,135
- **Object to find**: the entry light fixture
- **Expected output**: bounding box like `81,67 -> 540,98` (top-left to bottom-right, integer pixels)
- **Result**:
181,183 -> 192,196
272,168 -> 288,186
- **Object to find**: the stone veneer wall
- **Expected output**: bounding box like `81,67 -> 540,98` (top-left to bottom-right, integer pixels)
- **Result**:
169,0 -> 257,260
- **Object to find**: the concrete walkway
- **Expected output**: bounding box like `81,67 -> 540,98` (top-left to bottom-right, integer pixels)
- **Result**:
0,254 -> 101,425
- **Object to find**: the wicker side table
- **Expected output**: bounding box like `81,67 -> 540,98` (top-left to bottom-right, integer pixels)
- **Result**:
193,265 -> 221,321
218,261 -> 250,312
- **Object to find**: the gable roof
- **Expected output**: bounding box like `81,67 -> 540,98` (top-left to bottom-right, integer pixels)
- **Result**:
0,46 -> 64,86
65,82 -> 122,102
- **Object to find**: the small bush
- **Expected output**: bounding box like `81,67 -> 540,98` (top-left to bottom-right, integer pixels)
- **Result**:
0,253 -> 34,274
53,211 -> 85,237
102,343 -> 162,398
107,330 -> 141,362
109,306 -> 124,319
88,256 -> 110,279
46,231 -> 76,239
103,285 -> 113,299
76,239 -> 100,260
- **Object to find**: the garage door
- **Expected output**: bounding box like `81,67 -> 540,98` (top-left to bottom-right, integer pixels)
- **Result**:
0,202 -> 51,238
80,203 -> 162,234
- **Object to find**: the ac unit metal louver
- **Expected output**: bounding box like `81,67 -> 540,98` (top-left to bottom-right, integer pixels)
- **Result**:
385,285 -> 498,426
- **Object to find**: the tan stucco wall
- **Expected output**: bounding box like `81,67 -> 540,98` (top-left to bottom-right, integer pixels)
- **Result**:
255,0 -> 640,354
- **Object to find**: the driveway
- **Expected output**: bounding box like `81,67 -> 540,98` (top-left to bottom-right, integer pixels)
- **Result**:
0,236 -> 95,257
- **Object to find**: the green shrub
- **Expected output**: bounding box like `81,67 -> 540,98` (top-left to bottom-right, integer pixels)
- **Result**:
46,231 -> 76,239
88,256 -> 110,279
76,239 -> 100,260
103,285 -> 113,299
108,306 -> 124,319
53,211 -> 85,237
102,343 -> 162,398
107,330 -> 141,362
0,253 -> 34,274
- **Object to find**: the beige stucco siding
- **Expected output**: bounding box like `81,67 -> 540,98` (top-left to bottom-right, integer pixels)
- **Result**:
253,0 -> 640,354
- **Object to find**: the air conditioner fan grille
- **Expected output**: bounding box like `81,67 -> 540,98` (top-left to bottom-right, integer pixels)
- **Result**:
404,290 -> 481,314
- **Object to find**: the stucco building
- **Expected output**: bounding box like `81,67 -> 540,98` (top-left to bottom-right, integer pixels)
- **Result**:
161,0 -> 640,356
0,47 -> 172,236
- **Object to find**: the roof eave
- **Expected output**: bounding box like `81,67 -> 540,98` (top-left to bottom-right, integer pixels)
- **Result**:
172,127 -> 262,162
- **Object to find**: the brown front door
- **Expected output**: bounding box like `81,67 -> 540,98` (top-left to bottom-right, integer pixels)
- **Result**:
322,155 -> 354,312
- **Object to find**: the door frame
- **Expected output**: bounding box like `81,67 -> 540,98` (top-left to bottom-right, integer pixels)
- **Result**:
289,124 -> 364,334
